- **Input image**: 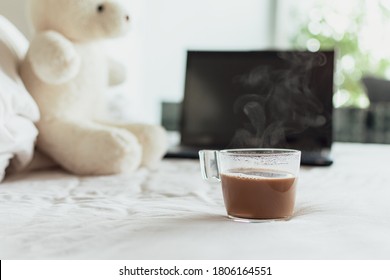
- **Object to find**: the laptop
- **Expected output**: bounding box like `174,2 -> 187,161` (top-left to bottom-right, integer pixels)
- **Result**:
166,50 -> 335,166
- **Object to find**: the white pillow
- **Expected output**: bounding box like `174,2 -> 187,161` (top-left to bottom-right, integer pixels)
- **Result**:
0,15 -> 29,61
0,15 -> 40,181
0,15 -> 38,119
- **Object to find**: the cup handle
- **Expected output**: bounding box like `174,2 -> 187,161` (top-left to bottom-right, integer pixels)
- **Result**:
199,150 -> 221,182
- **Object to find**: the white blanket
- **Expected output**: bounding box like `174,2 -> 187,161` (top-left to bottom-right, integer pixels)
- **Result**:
0,143 -> 389,260
0,16 -> 40,181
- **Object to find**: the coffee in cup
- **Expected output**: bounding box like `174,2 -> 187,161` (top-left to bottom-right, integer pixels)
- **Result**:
199,149 -> 301,222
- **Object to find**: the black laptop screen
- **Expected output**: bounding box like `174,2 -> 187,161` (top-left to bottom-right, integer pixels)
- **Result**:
181,50 -> 335,151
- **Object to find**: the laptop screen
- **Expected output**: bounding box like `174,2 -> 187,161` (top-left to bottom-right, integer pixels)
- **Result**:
180,50 -> 335,152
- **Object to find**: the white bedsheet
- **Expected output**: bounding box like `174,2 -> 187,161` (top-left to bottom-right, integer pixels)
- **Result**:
1,143 -> 390,260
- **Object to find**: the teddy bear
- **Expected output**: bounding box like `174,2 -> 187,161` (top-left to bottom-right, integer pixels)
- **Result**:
19,0 -> 168,175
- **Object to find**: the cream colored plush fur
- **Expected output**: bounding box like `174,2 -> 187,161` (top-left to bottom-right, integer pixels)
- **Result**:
20,0 -> 168,175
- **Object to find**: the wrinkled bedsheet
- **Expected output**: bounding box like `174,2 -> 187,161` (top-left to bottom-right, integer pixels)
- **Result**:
1,143 -> 390,260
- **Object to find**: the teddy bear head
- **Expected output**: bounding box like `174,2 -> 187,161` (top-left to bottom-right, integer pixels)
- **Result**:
28,0 -> 131,42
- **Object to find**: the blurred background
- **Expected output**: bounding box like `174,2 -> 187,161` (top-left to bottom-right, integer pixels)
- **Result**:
1,0 -> 390,143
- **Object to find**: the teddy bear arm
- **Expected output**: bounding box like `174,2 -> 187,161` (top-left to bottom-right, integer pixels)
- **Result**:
28,31 -> 81,85
108,57 -> 127,86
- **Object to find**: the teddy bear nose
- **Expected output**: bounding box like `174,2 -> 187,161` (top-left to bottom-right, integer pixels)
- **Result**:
125,15 -> 130,22
97,4 -> 105,13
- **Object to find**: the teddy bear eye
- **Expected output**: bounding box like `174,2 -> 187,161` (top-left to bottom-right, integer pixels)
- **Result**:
97,4 -> 105,13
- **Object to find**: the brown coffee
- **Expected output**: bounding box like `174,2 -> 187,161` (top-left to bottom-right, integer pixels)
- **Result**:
220,169 -> 297,220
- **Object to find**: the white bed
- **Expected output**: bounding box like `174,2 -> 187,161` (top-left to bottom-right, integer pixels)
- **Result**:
1,143 -> 390,260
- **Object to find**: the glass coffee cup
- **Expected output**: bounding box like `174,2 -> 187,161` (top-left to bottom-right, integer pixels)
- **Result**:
199,149 -> 301,222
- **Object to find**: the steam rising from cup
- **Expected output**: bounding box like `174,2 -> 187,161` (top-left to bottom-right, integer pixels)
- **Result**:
229,52 -> 328,148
